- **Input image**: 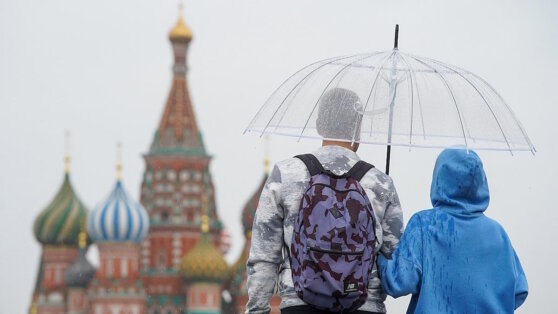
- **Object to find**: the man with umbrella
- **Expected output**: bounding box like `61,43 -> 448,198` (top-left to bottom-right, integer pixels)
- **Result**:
245,27 -> 534,313
246,87 -> 404,314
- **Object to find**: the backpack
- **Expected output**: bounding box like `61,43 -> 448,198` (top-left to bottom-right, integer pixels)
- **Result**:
290,154 -> 377,313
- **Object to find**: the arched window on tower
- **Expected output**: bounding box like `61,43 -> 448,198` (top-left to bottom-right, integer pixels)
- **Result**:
106,259 -> 114,278
54,266 -> 62,284
121,258 -> 128,278
161,211 -> 169,222
157,249 -> 167,270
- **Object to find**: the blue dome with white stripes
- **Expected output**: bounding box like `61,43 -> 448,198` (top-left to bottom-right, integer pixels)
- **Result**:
87,180 -> 149,243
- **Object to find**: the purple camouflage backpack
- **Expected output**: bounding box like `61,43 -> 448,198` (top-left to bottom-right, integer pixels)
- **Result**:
290,154 -> 377,313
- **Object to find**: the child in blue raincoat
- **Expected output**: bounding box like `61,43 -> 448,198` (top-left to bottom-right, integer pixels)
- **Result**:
378,149 -> 528,313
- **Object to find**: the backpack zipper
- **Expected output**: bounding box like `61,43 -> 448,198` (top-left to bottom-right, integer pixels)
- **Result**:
307,246 -> 364,256
305,183 -> 365,196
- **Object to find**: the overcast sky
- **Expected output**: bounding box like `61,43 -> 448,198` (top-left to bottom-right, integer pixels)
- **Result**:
1,0 -> 557,313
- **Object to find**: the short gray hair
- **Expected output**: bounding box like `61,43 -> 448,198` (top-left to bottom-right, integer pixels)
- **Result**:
316,88 -> 363,141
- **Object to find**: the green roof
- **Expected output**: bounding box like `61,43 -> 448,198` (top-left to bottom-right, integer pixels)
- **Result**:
33,174 -> 88,246
148,131 -> 208,157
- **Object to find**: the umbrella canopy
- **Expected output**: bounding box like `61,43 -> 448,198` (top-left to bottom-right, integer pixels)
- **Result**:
245,37 -> 535,155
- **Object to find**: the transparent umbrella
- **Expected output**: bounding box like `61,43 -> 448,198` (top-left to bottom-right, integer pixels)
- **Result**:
244,25 -> 535,174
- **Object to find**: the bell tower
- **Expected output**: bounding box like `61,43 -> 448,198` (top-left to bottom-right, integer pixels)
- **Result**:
140,7 -> 225,312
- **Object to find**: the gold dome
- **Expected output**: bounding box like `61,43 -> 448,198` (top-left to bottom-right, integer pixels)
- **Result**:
169,15 -> 193,42
180,234 -> 229,282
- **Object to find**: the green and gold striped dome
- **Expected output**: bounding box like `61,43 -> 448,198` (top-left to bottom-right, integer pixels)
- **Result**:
180,234 -> 229,283
33,174 -> 88,246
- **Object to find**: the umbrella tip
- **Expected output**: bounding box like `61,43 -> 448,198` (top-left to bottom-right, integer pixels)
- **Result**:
394,24 -> 399,49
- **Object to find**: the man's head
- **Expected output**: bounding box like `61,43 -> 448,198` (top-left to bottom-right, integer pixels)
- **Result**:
316,88 -> 363,149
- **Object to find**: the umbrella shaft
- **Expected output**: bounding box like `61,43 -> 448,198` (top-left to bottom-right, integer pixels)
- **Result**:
386,145 -> 392,175
385,52 -> 398,176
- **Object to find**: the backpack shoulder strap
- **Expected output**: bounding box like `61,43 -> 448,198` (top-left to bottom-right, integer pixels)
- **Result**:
294,154 -> 324,177
346,160 -> 375,181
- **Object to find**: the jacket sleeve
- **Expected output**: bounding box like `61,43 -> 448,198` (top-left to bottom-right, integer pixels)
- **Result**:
379,177 -> 404,258
377,213 -> 423,298
512,249 -> 528,309
245,165 -> 284,314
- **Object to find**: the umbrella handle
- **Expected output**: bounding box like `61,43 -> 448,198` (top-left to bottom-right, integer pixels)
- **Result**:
394,24 -> 399,49
386,145 -> 391,175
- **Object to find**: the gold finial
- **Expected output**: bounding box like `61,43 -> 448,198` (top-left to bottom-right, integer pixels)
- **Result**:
78,231 -> 87,249
64,130 -> 71,174
200,193 -> 209,233
169,1 -> 193,42
78,218 -> 87,249
201,215 -> 209,233
264,158 -> 270,175
116,142 -> 122,180
264,135 -> 270,174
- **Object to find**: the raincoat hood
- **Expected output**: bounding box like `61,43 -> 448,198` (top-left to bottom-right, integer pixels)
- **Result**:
378,148 -> 528,313
430,149 -> 489,214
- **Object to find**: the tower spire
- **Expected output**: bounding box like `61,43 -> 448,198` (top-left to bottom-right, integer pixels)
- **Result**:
78,229 -> 87,249
150,7 -> 204,154
116,142 -> 122,180
200,190 -> 210,234
64,130 -> 71,174
169,2 -> 193,43
264,135 -> 270,175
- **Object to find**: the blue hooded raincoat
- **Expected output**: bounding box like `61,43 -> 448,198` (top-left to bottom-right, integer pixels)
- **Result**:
378,149 -> 528,313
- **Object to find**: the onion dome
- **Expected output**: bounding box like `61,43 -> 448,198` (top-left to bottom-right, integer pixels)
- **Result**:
219,228 -> 231,254
241,173 -> 268,237
33,172 -> 88,246
231,241 -> 250,288
87,180 -> 149,243
180,216 -> 229,282
169,9 -> 192,42
64,232 -> 96,288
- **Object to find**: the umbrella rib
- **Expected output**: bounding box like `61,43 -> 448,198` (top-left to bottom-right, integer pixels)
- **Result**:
368,77 -> 380,137
276,54 -> 385,132
257,54 -> 362,137
397,53 -> 416,148
328,61 -> 455,74
468,72 -> 536,153
407,55 -> 470,150
298,53 -> 384,142
244,55 -> 341,134
357,51 -> 398,143
400,53 -> 427,140
423,57 -> 514,154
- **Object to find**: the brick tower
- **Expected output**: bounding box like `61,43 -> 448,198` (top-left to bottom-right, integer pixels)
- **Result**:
231,158 -> 281,314
30,140 -> 89,314
86,153 -> 150,314
139,8 -> 225,313
64,231 -> 95,314
180,195 -> 229,314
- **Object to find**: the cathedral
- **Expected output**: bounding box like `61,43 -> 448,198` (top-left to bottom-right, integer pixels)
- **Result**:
28,9 -> 280,314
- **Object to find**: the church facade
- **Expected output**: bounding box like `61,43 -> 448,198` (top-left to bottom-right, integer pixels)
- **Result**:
28,10 -> 278,314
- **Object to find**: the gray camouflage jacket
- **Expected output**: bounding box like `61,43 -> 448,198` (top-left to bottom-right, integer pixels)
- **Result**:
246,145 -> 404,314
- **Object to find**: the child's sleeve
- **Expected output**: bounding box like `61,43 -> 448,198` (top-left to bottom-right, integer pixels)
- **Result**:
513,249 -> 528,309
377,213 -> 423,297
